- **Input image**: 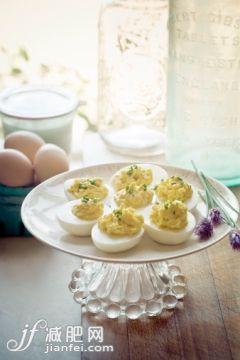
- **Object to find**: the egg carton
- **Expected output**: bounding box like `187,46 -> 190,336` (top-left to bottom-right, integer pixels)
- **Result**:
0,184 -> 34,236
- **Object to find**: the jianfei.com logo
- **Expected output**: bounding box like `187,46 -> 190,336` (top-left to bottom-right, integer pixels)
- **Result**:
6,319 -> 114,353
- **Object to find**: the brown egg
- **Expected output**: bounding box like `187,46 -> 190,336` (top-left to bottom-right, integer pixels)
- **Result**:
4,131 -> 45,162
34,144 -> 69,183
0,149 -> 34,187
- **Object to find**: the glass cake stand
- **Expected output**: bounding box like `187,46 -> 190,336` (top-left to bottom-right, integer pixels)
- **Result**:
68,260 -> 186,319
21,163 -> 239,319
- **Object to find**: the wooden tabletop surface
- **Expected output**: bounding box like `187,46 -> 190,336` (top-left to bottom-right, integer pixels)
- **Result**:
1,134 -> 240,360
1,233 -> 239,360
82,235 -> 240,360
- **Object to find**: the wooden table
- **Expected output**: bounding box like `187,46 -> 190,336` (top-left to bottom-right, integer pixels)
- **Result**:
82,236 -> 240,360
1,133 -> 240,360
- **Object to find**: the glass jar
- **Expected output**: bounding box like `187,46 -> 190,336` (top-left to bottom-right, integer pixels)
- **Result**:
98,0 -> 168,156
167,0 -> 240,186
0,86 -> 79,153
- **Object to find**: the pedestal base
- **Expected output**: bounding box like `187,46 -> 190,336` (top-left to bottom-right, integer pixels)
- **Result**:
69,261 -> 187,319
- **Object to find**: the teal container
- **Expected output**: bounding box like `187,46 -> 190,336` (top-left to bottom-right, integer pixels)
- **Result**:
166,0 -> 240,187
0,184 -> 34,236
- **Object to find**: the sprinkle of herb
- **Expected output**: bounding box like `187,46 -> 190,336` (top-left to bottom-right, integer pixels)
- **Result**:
142,184 -> 147,191
19,47 -> 29,61
164,201 -> 170,209
89,179 -> 97,185
127,165 -> 138,176
126,185 -> 134,194
113,209 -> 122,220
79,183 -> 88,190
153,185 -> 158,191
11,67 -> 22,76
81,195 -> 90,203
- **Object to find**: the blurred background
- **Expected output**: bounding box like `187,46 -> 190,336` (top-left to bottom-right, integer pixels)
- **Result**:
0,0 -> 101,129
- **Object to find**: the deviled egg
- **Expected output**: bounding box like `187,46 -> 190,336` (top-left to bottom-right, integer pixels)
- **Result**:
110,163 -> 168,192
144,200 -> 196,245
64,177 -> 109,202
91,207 -> 144,253
154,176 -> 199,211
114,183 -> 154,209
57,196 -> 105,236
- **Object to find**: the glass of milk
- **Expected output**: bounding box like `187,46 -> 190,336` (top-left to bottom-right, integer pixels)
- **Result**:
0,86 -> 80,153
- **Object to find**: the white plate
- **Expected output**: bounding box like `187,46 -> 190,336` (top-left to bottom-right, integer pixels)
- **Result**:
21,162 -> 239,263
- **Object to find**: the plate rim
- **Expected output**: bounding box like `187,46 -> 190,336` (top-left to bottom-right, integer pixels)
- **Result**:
21,161 -> 239,264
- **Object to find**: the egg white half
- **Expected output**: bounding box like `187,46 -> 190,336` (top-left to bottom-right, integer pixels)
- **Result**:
110,163 -> 168,192
184,187 -> 199,211
57,200 -> 107,236
143,206 -> 196,245
91,224 -> 144,253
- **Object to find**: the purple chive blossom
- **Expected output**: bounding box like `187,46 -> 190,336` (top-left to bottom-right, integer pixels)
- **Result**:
229,230 -> 240,251
209,208 -> 222,226
195,218 -> 213,240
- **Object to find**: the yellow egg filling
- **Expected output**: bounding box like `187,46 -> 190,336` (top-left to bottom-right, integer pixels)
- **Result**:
72,197 -> 104,220
98,207 -> 144,236
114,183 -> 153,208
114,165 -> 153,191
68,177 -> 108,200
155,176 -> 192,202
150,200 -> 188,230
